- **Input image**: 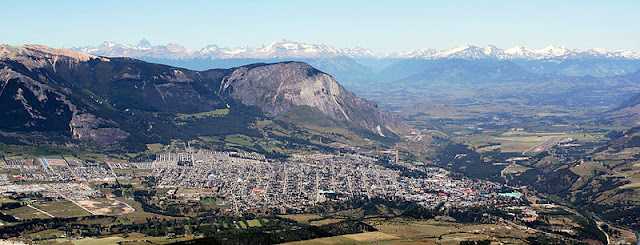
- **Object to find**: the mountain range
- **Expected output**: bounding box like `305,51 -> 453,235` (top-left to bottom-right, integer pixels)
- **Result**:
0,45 -> 406,152
76,39 -> 640,60
73,40 -> 640,81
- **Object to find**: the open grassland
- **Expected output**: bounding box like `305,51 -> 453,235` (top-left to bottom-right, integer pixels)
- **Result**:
224,134 -> 256,147
571,161 -> 610,179
494,131 -> 565,153
0,197 -> 19,204
502,164 -> 533,174
177,109 -> 229,119
24,229 -> 65,241
4,198 -> 134,220
282,236 -> 356,245
46,232 -> 203,245
374,219 -> 533,245
567,132 -> 608,142
237,221 -> 247,229
76,198 -> 135,216
146,143 -> 165,152
112,197 -> 184,224
284,218 -> 534,245
476,144 -> 501,153
283,232 -> 399,245
70,236 -> 129,245
620,181 -> 640,189
343,231 -> 399,241
3,206 -> 51,220
310,218 -> 345,226
35,201 -> 91,218
246,219 -> 262,227
458,130 -> 571,154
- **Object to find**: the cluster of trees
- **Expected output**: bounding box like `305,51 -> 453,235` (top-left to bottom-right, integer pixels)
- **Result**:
436,143 -> 505,182
174,220 -> 376,245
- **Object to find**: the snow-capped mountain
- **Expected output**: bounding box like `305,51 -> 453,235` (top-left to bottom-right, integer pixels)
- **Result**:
429,45 -> 506,59
392,48 -> 438,59
75,40 -> 382,59
504,46 -> 537,59
74,39 -> 640,61
75,39 -> 201,59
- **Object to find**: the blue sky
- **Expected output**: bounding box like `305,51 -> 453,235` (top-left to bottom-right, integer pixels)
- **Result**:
4,0 -> 639,52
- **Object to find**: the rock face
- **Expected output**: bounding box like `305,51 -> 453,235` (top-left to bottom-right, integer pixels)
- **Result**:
0,66 -> 74,131
0,45 -> 129,144
219,62 -> 407,136
0,45 -> 407,146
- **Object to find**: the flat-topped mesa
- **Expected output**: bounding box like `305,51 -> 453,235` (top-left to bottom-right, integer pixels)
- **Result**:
0,44 -> 108,70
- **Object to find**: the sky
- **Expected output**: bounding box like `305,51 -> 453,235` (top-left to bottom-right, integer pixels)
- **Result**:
3,0 -> 640,52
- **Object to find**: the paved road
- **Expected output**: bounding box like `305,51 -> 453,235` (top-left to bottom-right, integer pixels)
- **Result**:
523,135 -> 566,154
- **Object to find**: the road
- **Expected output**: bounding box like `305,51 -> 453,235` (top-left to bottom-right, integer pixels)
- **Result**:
27,204 -> 55,218
108,197 -> 136,215
596,221 -> 611,245
44,184 -> 96,216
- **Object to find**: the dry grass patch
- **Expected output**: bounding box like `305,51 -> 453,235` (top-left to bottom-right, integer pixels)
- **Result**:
310,218 -> 344,226
342,231 -> 399,241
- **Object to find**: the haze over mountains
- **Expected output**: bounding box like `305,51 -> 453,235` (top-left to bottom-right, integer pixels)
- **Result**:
74,40 -> 640,82
76,39 -> 640,60
68,40 -> 640,125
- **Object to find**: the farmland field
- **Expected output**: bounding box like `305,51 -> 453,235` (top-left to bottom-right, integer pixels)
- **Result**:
278,214 -> 323,223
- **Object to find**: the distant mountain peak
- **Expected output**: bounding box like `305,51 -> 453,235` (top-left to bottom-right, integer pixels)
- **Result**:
137,39 -> 152,47
535,45 -> 574,57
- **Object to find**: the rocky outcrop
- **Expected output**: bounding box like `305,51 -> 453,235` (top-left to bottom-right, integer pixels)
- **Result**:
0,45 -> 107,70
218,62 -> 408,136
70,113 -> 128,144
0,66 -> 74,131
0,46 -> 125,144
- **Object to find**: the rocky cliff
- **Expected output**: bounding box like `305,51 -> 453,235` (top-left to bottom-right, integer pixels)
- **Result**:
218,62 -> 406,136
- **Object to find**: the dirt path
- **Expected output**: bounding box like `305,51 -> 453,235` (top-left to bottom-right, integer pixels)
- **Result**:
27,204 -> 55,218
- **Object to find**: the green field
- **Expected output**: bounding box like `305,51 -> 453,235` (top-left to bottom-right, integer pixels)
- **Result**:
146,143 -> 165,152
0,198 -> 19,204
246,219 -> 262,227
277,214 -> 323,223
224,134 -> 256,146
571,161 -> 610,179
200,197 -> 230,208
3,206 -> 51,220
177,109 -> 229,119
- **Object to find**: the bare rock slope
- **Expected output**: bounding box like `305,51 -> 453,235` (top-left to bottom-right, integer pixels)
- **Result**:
219,62 -> 407,136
